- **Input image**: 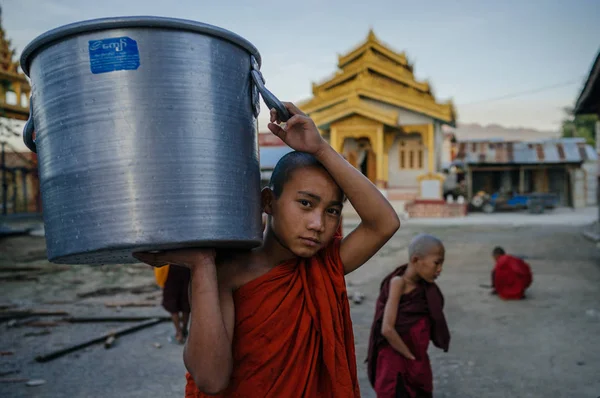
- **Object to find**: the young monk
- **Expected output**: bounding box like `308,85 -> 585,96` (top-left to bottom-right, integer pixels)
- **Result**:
134,102 -> 400,397
367,234 -> 450,398
491,246 -> 532,300
161,264 -> 191,344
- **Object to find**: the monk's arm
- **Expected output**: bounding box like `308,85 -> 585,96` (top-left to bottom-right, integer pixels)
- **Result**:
381,277 -> 415,360
313,144 -> 400,274
183,262 -> 234,394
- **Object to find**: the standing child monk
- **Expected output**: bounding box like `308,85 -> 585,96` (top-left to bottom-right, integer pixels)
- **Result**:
161,264 -> 191,344
491,247 -> 532,300
154,265 -> 191,344
134,102 -> 400,397
367,234 -> 450,398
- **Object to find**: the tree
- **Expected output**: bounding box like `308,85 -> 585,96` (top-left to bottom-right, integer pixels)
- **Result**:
561,106 -> 597,146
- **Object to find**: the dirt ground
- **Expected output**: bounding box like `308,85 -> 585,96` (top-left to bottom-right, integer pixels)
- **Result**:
1,218 -> 599,398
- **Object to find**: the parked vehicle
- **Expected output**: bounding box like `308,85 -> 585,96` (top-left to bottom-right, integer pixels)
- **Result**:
471,191 -> 559,214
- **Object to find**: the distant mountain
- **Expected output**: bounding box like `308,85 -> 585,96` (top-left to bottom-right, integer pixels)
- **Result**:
445,123 -> 561,142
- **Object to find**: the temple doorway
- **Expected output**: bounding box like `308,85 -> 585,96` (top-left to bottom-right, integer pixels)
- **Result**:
342,137 -> 377,183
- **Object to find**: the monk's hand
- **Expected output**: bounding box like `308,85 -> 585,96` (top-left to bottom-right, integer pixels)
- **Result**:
402,350 -> 416,361
133,248 -> 216,269
268,102 -> 327,155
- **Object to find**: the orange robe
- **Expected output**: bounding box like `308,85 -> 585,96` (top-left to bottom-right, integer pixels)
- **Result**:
185,230 -> 360,397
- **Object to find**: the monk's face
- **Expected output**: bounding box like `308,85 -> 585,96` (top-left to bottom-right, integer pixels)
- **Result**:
415,245 -> 445,282
265,166 -> 343,257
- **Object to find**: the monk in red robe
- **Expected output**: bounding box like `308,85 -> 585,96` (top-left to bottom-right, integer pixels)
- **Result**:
491,247 -> 532,300
134,102 -> 400,397
367,234 -> 450,398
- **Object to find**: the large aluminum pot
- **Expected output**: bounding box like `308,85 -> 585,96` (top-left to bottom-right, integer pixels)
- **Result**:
20,17 -> 290,265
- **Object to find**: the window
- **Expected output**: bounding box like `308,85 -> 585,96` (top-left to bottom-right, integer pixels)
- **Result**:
399,139 -> 424,170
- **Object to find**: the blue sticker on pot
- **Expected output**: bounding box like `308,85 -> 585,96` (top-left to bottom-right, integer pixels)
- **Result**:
88,37 -> 140,74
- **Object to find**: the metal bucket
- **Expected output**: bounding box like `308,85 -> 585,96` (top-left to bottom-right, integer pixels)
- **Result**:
20,17 -> 290,265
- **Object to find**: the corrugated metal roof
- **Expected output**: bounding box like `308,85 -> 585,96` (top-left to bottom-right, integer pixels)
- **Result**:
259,146 -> 294,169
258,132 -> 286,146
0,151 -> 37,169
455,139 -> 598,165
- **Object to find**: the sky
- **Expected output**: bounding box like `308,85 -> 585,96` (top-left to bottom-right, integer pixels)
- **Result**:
2,0 -> 599,133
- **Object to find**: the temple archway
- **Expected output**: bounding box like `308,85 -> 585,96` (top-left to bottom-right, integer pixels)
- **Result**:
342,136 -> 377,183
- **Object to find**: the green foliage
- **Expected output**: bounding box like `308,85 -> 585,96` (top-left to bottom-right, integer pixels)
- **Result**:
561,107 -> 597,146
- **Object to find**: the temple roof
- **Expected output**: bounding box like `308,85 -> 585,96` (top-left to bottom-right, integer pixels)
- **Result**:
0,8 -> 27,83
0,6 -> 30,121
300,30 -> 456,128
337,29 -> 410,71
307,96 -> 399,128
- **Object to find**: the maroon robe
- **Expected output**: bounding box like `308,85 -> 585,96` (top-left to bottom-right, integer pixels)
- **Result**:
366,265 -> 450,397
492,255 -> 532,300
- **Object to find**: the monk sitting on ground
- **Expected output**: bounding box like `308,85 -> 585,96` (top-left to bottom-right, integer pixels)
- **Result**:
134,102 -> 400,397
367,234 -> 450,398
491,247 -> 532,300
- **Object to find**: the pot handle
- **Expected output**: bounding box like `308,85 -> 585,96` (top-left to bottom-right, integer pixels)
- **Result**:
23,98 -> 37,153
250,56 -> 290,123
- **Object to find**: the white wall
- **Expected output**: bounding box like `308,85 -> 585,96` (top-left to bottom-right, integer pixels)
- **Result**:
571,168 -> 587,209
397,107 -> 434,126
434,122 -> 443,172
596,120 -> 600,159
360,99 -> 435,126
583,161 -> 598,206
388,134 -> 426,188
442,136 -> 453,168
0,117 -> 27,152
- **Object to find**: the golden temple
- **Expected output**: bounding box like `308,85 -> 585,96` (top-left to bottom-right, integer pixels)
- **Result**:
0,7 -> 30,121
299,30 -> 456,198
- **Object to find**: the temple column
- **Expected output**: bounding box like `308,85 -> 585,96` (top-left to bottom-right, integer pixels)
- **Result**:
427,123 -> 435,173
13,82 -> 21,107
330,127 -> 341,153
375,125 -> 385,188
383,151 -> 389,183
383,133 -> 395,184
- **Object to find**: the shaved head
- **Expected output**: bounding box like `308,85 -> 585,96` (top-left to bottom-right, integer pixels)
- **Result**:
269,151 -> 326,197
492,247 -> 505,257
408,234 -> 444,259
268,150 -> 344,200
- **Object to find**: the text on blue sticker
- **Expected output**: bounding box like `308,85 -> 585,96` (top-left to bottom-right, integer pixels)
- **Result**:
88,37 -> 140,74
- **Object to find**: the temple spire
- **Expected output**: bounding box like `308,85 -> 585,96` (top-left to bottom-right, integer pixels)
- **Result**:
0,6 -> 32,120
367,28 -> 377,42
0,5 -> 19,74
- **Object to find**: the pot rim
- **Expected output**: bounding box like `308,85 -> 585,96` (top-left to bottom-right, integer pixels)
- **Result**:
20,16 -> 262,76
